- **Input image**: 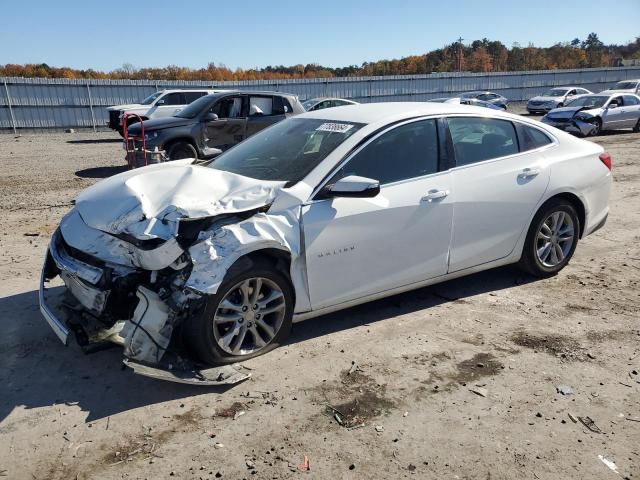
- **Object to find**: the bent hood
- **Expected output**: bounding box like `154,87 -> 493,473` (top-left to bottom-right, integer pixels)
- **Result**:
107,103 -> 145,111
547,106 -> 598,117
75,160 -> 286,240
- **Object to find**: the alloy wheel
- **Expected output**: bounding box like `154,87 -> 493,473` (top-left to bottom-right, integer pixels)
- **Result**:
535,211 -> 575,268
212,277 -> 286,355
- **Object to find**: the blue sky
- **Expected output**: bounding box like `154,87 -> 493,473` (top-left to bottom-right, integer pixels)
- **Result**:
2,0 -> 639,71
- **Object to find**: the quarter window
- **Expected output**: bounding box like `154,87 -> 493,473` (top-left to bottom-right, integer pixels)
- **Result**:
249,96 -> 274,116
516,124 -> 553,151
331,119 -> 439,185
447,117 -> 518,166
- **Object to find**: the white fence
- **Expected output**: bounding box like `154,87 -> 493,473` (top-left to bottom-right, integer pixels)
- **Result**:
2,66 -> 640,132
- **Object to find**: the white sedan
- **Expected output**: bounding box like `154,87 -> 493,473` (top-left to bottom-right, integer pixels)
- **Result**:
40,103 -> 612,377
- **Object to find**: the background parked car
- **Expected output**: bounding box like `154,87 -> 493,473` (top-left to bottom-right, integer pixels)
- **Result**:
126,91 -> 305,161
427,97 -> 505,110
107,89 -> 223,135
460,91 -> 509,109
527,87 -> 592,114
541,93 -> 640,136
302,97 -> 359,111
600,79 -> 640,95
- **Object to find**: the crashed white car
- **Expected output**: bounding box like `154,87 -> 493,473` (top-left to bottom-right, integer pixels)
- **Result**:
41,103 -> 612,380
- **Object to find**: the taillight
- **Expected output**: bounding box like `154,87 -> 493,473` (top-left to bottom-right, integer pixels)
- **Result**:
599,152 -> 612,171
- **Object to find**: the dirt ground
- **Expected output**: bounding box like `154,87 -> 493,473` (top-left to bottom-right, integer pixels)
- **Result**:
1,108 -> 639,480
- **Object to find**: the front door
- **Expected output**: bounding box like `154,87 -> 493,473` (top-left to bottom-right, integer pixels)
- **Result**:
204,95 -> 247,151
302,118 -> 454,310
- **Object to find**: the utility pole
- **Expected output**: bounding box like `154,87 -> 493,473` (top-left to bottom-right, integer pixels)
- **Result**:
457,37 -> 464,72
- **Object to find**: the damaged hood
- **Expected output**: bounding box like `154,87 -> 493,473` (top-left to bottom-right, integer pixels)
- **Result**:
75,160 -> 286,240
546,106 -> 598,118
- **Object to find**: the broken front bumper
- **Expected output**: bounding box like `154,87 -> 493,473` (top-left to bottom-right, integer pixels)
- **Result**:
542,118 -> 597,136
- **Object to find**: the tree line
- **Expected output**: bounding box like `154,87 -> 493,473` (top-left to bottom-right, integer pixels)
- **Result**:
2,33 -> 638,81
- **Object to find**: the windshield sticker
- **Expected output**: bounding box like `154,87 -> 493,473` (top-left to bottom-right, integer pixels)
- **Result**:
316,123 -> 354,133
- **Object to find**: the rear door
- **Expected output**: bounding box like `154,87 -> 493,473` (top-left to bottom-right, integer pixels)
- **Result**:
245,95 -> 287,138
621,95 -> 640,126
446,116 -> 552,272
204,95 -> 247,151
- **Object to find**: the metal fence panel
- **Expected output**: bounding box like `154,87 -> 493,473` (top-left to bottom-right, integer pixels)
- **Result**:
2,66 -> 640,131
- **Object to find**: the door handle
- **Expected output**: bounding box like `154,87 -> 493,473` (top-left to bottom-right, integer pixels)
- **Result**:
520,167 -> 540,178
421,188 -> 449,202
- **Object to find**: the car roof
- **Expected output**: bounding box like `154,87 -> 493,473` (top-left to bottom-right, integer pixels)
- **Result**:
160,89 -> 226,93
298,101 -> 512,125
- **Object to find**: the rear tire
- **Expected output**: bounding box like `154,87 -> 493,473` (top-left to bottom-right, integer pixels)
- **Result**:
519,199 -> 580,278
633,118 -> 640,133
167,141 -> 198,161
184,261 -> 294,366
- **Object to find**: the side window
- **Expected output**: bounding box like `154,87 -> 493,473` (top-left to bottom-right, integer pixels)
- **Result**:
623,95 -> 640,106
314,101 -> 328,110
477,94 -> 490,101
211,97 -> 243,118
249,96 -> 273,116
272,96 -> 292,115
330,119 -> 439,185
516,123 -> 553,152
610,96 -> 623,106
447,117 -> 518,166
160,92 -> 185,105
184,91 -> 205,103
568,89 -> 577,96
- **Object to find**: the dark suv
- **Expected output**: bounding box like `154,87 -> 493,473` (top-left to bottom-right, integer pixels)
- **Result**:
127,91 -> 305,160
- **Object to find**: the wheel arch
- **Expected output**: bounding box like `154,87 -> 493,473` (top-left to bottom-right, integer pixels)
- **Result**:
164,137 -> 200,157
538,192 -> 586,238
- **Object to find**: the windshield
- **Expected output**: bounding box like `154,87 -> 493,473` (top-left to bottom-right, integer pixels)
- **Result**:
614,81 -> 638,89
565,95 -> 608,108
140,92 -> 162,105
543,88 -> 569,97
302,99 -> 320,110
209,118 -> 364,184
174,95 -> 215,118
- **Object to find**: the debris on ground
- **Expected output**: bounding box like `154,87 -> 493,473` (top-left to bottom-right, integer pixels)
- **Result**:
556,385 -> 573,395
216,402 -> 247,418
298,455 -> 310,472
578,416 -> 603,434
625,416 -> 640,422
375,425 -> 384,432
597,455 -> 618,473
469,387 -> 488,397
568,413 -> 578,423
213,443 -> 224,449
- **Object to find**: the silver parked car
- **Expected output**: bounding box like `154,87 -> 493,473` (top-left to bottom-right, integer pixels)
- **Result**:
460,91 -> 509,109
527,87 -> 592,114
600,79 -> 640,95
427,97 -> 505,110
541,93 -> 640,136
302,97 -> 359,111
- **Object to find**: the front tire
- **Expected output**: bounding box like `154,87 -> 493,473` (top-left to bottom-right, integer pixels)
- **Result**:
589,118 -> 602,137
633,118 -> 640,133
519,199 -> 580,278
184,263 -> 294,365
167,141 -> 198,161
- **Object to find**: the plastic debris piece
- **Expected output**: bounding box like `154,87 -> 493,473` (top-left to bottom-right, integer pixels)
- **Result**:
556,385 -> 572,395
598,455 -> 618,473
578,416 -> 603,434
469,387 -> 488,397
298,455 -> 310,472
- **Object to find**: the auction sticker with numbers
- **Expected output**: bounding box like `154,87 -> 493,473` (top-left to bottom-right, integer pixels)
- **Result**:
315,123 -> 354,133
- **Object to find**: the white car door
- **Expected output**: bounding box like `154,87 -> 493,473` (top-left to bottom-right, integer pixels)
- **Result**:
302,118 -> 454,310
446,117 -> 551,272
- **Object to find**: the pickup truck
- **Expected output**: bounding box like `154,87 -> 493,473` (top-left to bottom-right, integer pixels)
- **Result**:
106,89 -> 225,135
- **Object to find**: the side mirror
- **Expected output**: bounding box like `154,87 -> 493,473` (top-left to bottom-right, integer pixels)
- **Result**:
324,175 -> 380,198
204,112 -> 219,122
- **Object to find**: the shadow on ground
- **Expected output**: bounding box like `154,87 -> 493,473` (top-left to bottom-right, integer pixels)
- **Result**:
75,165 -> 128,179
0,265 -> 533,423
67,138 -> 122,145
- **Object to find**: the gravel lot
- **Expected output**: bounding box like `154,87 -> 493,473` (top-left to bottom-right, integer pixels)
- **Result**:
1,108 -> 639,480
